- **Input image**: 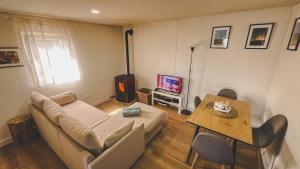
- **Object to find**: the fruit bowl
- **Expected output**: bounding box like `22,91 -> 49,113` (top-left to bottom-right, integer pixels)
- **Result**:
214,102 -> 231,113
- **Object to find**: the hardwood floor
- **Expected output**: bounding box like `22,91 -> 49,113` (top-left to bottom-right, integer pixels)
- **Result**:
0,137 -> 67,169
0,100 -> 263,169
98,100 -> 263,169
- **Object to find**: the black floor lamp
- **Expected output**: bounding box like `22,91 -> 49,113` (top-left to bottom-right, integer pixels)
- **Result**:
181,46 -> 195,115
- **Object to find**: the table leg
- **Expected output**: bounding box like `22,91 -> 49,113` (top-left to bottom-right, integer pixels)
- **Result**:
187,126 -> 200,164
231,139 -> 237,169
151,92 -> 154,105
178,99 -> 182,114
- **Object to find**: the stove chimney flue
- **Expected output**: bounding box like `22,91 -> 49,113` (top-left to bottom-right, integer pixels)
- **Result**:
125,29 -> 133,75
114,29 -> 135,103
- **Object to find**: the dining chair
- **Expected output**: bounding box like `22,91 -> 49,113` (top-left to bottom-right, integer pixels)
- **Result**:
191,132 -> 233,169
194,96 -> 201,109
252,114 -> 288,169
217,88 -> 237,100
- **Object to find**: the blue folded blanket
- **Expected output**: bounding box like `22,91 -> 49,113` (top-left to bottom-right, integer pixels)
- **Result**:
122,107 -> 142,117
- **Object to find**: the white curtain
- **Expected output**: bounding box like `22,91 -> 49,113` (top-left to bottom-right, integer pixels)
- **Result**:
13,19 -> 80,87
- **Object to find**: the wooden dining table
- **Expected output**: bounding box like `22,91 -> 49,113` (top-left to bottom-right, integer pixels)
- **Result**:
186,94 -> 253,169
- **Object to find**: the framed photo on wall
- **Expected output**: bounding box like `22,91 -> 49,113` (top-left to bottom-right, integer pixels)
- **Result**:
245,23 -> 274,49
287,17 -> 300,51
210,26 -> 231,49
0,48 -> 23,68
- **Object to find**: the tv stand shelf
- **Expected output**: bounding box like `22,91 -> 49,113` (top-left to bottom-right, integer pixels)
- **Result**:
152,89 -> 184,114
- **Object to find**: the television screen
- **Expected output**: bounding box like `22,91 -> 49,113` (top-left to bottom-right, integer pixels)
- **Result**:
157,74 -> 183,94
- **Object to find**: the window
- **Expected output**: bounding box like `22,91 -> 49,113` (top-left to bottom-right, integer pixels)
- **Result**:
14,21 -> 80,87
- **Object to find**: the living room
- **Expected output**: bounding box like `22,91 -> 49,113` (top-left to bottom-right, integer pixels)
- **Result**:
0,0 -> 300,169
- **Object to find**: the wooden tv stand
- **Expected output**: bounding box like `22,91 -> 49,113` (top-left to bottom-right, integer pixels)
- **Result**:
151,89 -> 184,114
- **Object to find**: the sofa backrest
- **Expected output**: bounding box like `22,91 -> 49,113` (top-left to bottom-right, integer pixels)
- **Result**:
30,105 -> 95,169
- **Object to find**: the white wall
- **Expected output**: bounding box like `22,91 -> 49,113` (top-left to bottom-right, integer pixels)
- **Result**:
266,4 -> 300,169
133,7 -> 292,121
133,21 -> 178,88
0,14 -> 125,146
0,17 -> 31,146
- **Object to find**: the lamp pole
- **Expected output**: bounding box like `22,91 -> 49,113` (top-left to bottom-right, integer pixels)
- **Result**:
181,46 -> 195,115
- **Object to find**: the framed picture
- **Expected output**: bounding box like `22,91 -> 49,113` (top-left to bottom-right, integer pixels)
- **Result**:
287,17 -> 300,51
245,23 -> 274,49
0,48 -> 23,68
210,26 -> 231,49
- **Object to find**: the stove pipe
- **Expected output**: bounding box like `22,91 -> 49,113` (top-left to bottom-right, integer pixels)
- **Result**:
125,29 -> 133,75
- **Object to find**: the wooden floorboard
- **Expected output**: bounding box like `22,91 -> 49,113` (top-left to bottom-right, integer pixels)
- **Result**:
0,137 -> 67,169
98,101 -> 263,169
0,100 -> 263,169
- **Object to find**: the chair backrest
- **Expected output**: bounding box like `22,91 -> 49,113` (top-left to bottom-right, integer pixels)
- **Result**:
217,88 -> 237,100
194,96 -> 201,109
253,114 -> 288,156
192,132 -> 233,165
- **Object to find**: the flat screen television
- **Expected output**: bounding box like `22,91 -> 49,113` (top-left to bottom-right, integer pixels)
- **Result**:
157,74 -> 183,94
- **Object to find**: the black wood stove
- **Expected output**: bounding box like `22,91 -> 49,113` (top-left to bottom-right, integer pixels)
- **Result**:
115,29 -> 135,103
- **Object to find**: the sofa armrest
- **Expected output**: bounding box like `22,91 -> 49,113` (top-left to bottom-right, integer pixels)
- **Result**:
88,124 -> 145,169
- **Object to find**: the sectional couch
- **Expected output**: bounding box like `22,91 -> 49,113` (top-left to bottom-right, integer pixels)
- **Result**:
30,92 -> 167,169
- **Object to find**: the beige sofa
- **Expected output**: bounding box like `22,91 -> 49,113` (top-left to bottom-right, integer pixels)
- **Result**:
30,92 -> 167,169
30,92 -> 144,169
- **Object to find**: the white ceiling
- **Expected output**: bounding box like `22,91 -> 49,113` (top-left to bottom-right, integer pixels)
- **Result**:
0,0 -> 299,26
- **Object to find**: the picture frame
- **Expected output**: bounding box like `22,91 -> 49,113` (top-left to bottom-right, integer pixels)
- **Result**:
287,17 -> 300,51
0,47 -> 23,68
210,26 -> 231,49
245,23 -> 274,49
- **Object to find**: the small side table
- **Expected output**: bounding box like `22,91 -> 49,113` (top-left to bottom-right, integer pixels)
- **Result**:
7,114 -> 38,146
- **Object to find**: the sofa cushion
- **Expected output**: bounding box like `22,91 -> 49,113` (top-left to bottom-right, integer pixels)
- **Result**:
43,99 -> 63,126
59,112 -> 102,156
112,102 -> 167,133
59,100 -> 109,155
59,100 -> 135,154
62,100 -> 109,128
50,91 -> 77,106
93,115 -> 134,149
31,92 -> 47,110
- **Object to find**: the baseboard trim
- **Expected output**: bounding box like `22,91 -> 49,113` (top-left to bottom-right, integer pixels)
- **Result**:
0,137 -> 13,148
92,96 -> 113,107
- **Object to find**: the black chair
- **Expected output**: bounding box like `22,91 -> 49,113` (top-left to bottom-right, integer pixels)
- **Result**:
191,132 -> 234,169
217,88 -> 237,100
252,114 -> 288,169
194,96 -> 201,109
